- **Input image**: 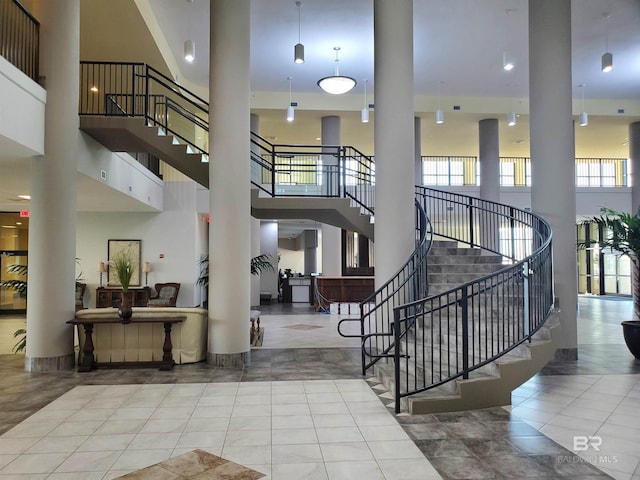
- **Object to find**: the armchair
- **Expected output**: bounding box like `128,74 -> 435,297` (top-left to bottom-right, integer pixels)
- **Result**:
147,282 -> 180,307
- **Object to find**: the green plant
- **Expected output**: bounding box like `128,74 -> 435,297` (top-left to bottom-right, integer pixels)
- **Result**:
110,250 -> 136,292
197,253 -> 275,289
0,264 -> 28,295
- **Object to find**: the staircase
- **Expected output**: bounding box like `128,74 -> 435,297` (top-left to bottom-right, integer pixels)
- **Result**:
78,62 -> 556,415
369,240 -> 560,413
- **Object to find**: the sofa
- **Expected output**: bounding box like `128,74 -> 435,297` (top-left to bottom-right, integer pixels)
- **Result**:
74,307 -> 208,364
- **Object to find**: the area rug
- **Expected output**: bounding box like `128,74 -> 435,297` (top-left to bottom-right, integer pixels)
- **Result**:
115,449 -> 265,479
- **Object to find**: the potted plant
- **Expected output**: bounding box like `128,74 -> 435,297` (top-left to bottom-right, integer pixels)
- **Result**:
578,207 -> 640,358
110,249 -> 136,323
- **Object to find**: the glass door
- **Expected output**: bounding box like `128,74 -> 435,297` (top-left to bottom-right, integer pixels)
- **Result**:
0,251 -> 28,314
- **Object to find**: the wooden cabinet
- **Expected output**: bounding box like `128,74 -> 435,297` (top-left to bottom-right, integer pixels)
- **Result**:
95,287 -> 151,308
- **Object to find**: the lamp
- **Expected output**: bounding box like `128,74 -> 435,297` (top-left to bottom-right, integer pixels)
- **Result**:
184,40 -> 195,63
286,77 -> 295,122
142,261 -> 151,286
601,14 -> 613,73
361,80 -> 369,123
435,81 -> 444,124
507,111 -> 516,126
98,261 -> 106,287
294,1 -> 304,64
579,84 -> 588,127
184,0 -> 195,63
317,47 -> 356,95
503,51 -> 514,71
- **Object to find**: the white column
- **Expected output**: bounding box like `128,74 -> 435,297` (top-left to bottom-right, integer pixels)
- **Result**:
259,222 -> 278,300
209,0 -> 251,367
415,117 -> 423,186
529,0 -> 577,359
479,118 -> 500,203
321,115 -> 342,275
303,230 -> 318,275
373,0 -> 415,289
25,0 -> 79,371
630,122 -> 640,211
250,113 -> 260,307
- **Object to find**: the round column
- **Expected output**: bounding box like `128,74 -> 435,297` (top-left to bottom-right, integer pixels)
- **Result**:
630,122 -> 640,211
529,0 -> 577,359
373,0 -> 415,289
479,118 -> 500,203
250,113 -> 261,307
321,115 -> 342,276
25,0 -> 79,371
208,0 -> 251,367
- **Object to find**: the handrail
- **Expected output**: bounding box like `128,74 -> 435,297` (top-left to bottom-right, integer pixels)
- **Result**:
337,194 -> 432,374
389,186 -> 553,413
0,0 -> 40,82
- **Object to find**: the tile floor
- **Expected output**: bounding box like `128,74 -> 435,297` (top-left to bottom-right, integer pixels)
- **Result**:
0,296 -> 636,479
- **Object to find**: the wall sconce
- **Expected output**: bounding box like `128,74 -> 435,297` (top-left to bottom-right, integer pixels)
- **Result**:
142,261 -> 151,286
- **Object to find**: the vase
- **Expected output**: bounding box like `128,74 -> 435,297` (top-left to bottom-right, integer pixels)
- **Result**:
118,291 -> 133,324
621,321 -> 640,359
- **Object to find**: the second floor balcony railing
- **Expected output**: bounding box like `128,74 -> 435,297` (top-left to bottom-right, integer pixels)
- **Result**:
0,0 -> 39,82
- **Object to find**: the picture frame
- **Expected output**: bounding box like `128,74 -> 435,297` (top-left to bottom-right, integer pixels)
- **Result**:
107,239 -> 141,287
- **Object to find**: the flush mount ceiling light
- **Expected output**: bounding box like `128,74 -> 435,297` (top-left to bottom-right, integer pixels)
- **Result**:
317,47 -> 356,95
361,80 -> 369,123
294,1 -> 304,64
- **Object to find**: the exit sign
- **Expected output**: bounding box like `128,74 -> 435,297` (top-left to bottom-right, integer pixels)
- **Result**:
19,210 -> 29,217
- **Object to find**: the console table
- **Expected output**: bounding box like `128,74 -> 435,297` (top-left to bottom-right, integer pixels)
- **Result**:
67,316 -> 185,372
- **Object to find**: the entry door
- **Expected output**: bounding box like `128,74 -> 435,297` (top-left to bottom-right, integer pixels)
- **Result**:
0,251 -> 28,314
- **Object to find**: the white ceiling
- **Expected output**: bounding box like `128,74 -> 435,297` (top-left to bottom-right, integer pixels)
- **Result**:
2,0 -> 640,239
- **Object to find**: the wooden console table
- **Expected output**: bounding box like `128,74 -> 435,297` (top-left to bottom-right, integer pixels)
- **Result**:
67,316 -> 185,372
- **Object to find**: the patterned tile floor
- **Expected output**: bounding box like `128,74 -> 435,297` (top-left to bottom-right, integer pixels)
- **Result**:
0,296 -> 636,479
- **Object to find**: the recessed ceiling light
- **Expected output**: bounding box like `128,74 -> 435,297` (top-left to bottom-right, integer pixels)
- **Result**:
18,194 -> 30,200
90,86 -> 98,93
16,222 -> 22,225
1,225 -> 17,229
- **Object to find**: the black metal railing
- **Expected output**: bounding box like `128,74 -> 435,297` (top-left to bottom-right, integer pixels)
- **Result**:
389,186 -> 553,412
79,61 -> 209,157
0,0 -> 39,82
250,132 -> 375,215
337,190 -> 432,373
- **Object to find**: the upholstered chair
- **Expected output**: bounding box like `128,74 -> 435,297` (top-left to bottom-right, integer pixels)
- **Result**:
147,282 -> 180,307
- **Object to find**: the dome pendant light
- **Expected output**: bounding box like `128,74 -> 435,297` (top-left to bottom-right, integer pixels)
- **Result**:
507,111 -> 516,126
294,1 -> 304,64
317,47 -> 357,95
601,13 -> 613,72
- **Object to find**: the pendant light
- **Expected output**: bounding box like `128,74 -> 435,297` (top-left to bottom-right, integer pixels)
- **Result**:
286,77 -> 295,122
317,47 -> 357,95
361,80 -> 369,123
435,81 -> 444,124
294,1 -> 304,64
579,84 -> 588,127
184,0 -> 195,63
507,111 -> 516,126
601,14 -> 613,73
503,51 -> 514,71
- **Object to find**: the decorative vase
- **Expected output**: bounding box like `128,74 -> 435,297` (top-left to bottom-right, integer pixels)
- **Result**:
118,291 -> 133,324
621,321 -> 640,359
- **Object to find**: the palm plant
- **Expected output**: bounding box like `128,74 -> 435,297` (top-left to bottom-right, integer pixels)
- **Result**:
197,253 -> 274,289
110,250 -> 136,292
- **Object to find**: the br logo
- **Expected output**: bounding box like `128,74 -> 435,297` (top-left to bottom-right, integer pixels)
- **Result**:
573,436 -> 603,452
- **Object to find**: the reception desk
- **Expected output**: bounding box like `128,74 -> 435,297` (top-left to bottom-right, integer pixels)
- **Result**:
282,276 -> 313,304
316,276 -> 374,303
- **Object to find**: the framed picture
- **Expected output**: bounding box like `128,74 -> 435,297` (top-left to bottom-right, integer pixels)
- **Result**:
107,239 -> 141,287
